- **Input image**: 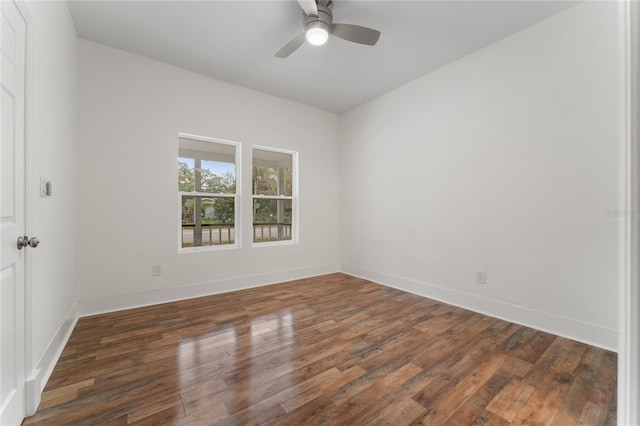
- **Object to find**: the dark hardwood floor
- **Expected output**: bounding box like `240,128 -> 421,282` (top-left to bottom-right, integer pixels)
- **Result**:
22,273 -> 617,425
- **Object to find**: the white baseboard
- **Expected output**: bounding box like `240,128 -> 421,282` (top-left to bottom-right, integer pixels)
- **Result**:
25,302 -> 78,416
340,264 -> 617,352
76,264 -> 340,317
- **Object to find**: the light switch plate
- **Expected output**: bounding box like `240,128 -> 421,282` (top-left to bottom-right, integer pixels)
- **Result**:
40,177 -> 47,197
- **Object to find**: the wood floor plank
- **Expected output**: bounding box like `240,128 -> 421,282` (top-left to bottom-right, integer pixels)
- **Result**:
22,273 -> 616,426
371,397 -> 425,426
485,380 -> 536,422
448,369 -> 514,425
126,393 -> 186,424
579,401 -> 609,425
339,362 -> 423,424
37,378 -> 95,410
412,353 -> 510,424
470,409 -> 512,426
585,350 -> 618,410
512,370 -> 576,425
446,355 -> 532,425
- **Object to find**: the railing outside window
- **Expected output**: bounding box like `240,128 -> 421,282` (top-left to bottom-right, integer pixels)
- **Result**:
253,222 -> 292,242
181,223 -> 235,247
181,222 -> 293,246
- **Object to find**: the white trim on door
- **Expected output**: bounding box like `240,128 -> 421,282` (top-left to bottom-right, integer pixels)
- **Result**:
15,0 -> 35,418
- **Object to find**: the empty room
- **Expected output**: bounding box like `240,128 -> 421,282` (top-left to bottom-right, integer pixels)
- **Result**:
1,0 -> 638,425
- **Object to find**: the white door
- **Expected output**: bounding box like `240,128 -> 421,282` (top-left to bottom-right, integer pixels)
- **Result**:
0,1 -> 27,424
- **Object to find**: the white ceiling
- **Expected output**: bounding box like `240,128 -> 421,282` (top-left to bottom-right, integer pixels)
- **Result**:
67,0 -> 578,114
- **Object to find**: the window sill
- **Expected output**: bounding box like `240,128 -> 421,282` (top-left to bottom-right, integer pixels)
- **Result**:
252,240 -> 298,248
179,243 -> 240,254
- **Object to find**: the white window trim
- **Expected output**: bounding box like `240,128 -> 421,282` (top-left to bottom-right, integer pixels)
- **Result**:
251,145 -> 299,247
178,133 -> 242,253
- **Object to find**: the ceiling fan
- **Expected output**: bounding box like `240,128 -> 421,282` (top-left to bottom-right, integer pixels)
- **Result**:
275,0 -> 381,58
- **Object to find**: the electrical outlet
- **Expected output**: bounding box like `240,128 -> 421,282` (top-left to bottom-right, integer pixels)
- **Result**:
477,271 -> 487,285
152,264 -> 162,276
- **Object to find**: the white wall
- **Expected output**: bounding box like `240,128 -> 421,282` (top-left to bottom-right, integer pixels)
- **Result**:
340,1 -> 621,350
25,0 -> 78,410
75,40 -> 341,314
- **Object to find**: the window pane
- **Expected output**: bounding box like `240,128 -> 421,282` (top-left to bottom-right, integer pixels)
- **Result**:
179,137 -> 236,194
253,199 -> 292,242
253,149 -> 292,196
178,158 -> 236,194
181,195 -> 235,247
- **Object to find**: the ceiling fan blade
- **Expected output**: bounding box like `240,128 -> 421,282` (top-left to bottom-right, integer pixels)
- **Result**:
330,23 -> 380,46
275,33 -> 307,58
297,0 -> 318,16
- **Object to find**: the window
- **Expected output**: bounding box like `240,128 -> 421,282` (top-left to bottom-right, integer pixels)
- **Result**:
252,147 -> 297,244
178,134 -> 240,251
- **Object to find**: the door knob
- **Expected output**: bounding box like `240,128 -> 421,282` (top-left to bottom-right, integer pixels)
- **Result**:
17,235 -> 28,250
16,236 -> 40,249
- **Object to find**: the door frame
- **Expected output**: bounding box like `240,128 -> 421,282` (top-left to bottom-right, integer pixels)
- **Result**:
619,1 -> 639,424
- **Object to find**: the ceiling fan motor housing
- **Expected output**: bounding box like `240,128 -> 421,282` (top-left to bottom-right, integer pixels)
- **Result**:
304,1 -> 333,33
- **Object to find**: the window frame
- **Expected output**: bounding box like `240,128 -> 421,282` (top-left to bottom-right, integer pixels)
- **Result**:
178,133 -> 242,253
251,145 -> 299,247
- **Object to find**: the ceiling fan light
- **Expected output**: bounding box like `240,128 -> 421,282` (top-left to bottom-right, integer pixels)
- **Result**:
306,25 -> 329,46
